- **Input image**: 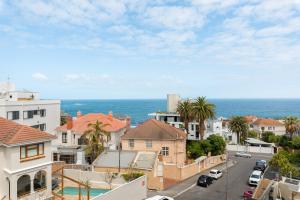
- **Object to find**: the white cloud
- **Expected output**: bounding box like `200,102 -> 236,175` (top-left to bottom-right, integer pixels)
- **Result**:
32,73 -> 48,81
144,6 -> 204,30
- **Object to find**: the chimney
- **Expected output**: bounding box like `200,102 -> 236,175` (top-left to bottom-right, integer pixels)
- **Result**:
77,111 -> 82,118
125,117 -> 131,131
108,111 -> 113,120
66,116 -> 73,130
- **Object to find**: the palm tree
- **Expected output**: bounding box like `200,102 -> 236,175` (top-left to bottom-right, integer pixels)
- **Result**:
192,97 -> 216,140
84,120 -> 110,162
228,116 -> 249,144
177,100 -> 194,134
284,116 -> 299,139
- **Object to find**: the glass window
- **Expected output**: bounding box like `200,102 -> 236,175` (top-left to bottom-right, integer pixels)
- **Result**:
161,147 -> 169,156
129,139 -> 134,148
39,124 -> 46,131
7,111 -> 19,120
145,140 -> 152,148
34,171 -> 46,191
17,175 -> 31,197
62,132 -> 67,143
20,143 -> 44,160
23,111 -> 34,119
40,109 -> 46,117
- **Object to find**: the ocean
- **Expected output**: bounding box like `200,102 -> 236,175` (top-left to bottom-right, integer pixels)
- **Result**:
61,99 -> 300,125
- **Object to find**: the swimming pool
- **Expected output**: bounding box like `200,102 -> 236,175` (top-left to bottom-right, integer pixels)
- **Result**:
58,187 -> 109,196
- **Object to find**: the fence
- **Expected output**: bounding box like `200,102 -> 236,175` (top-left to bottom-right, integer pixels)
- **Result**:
227,144 -> 274,154
91,175 -> 147,200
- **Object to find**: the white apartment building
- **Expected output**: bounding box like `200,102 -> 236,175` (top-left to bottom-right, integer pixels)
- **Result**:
0,82 -> 60,133
0,117 -> 56,200
149,94 -> 224,140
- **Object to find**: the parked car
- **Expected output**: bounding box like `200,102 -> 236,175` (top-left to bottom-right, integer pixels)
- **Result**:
243,190 -> 253,198
235,152 -> 252,158
208,169 -> 223,179
254,162 -> 266,172
146,195 -> 174,200
256,160 -> 267,168
197,175 -> 213,187
248,170 -> 263,186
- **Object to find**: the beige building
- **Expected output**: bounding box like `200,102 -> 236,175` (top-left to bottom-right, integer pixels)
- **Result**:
251,118 -> 286,136
121,119 -> 186,165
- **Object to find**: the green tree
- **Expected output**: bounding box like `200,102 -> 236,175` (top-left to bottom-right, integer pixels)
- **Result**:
269,151 -> 299,177
248,130 -> 258,138
199,140 -> 212,155
84,120 -> 109,162
177,100 -> 194,134
187,141 -> 205,159
284,116 -> 300,139
192,97 -> 216,140
291,136 -> 300,149
228,116 -> 249,144
262,131 -> 275,142
279,135 -> 290,147
207,134 -> 226,156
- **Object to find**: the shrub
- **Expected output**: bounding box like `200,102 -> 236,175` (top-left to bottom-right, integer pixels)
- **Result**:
248,130 -> 258,138
262,131 -> 275,142
187,141 -> 205,159
207,134 -> 226,156
122,172 -> 144,182
291,136 -> 300,149
279,135 -> 290,147
199,140 -> 212,155
269,151 -> 299,177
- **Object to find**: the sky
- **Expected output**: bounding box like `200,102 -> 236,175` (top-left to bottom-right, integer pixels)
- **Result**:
0,0 -> 300,99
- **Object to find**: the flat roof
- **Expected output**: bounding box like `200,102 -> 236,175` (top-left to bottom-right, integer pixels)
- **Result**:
93,151 -> 137,168
245,138 -> 272,145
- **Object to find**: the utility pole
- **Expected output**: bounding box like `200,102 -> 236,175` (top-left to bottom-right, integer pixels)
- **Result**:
118,142 -> 121,173
225,150 -> 229,200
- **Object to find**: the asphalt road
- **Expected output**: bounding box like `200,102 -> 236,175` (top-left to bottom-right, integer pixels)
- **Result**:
174,152 -> 272,200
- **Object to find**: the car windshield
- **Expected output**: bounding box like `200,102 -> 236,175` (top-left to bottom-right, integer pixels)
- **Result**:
251,174 -> 260,179
200,176 -> 207,180
210,171 -> 216,174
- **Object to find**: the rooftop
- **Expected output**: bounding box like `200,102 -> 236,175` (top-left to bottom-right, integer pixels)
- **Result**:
122,119 -> 186,141
56,113 -> 128,134
0,117 -> 56,146
253,118 -> 283,126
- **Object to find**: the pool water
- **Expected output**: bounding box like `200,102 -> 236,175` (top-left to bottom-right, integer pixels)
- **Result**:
58,187 -> 109,196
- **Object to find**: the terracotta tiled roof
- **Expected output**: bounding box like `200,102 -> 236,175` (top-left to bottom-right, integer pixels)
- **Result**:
56,113 -> 127,134
122,119 -> 186,140
253,118 -> 283,126
0,117 -> 56,145
244,116 -> 258,124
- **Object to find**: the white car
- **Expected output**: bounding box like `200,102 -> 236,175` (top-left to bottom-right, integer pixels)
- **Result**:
248,170 -> 263,186
235,151 -> 252,158
146,195 -> 174,200
208,169 -> 223,179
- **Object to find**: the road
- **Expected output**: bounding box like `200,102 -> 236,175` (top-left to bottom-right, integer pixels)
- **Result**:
147,152 -> 272,200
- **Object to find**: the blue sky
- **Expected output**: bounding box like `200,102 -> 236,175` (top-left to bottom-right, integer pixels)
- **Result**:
0,0 -> 300,99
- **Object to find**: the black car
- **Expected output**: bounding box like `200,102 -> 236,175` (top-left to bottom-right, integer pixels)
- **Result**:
197,175 -> 213,187
254,163 -> 266,172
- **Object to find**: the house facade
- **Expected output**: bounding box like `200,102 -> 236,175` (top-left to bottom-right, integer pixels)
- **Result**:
121,119 -> 186,165
251,118 -> 286,136
0,82 -> 60,133
0,117 -> 56,200
53,112 -> 129,164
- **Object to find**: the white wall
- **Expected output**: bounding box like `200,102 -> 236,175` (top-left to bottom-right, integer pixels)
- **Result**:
91,175 -> 147,200
227,144 -> 274,154
0,100 -> 60,133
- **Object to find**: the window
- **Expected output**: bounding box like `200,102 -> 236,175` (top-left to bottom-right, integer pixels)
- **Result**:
31,124 -> 46,131
268,126 -> 272,130
145,140 -> 152,149
7,111 -> 19,120
161,147 -> 169,156
20,143 -> 44,160
23,110 -> 34,119
62,132 -> 67,143
40,109 -> 46,117
39,124 -> 46,131
191,124 -> 194,131
129,139 -> 134,148
34,171 -> 46,191
17,175 -> 31,197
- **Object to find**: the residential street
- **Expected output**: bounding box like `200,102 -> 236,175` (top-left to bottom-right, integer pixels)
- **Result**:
148,152 -> 273,200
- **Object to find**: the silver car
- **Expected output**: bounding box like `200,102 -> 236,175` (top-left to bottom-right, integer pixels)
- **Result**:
235,151 -> 251,158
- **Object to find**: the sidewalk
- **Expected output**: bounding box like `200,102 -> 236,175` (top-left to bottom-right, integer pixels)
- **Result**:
147,159 -> 237,198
